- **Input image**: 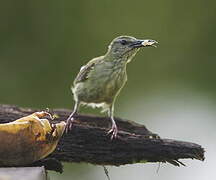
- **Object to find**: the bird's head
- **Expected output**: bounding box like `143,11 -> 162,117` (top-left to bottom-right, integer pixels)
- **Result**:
107,36 -> 158,62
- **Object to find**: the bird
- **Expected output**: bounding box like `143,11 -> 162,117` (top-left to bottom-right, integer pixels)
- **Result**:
66,36 -> 158,139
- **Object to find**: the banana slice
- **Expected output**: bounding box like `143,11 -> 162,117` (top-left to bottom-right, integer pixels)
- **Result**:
0,111 -> 65,166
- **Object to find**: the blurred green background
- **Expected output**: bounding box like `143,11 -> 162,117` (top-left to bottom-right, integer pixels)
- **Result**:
0,0 -> 215,180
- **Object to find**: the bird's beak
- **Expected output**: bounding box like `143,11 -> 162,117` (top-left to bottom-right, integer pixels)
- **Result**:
131,39 -> 159,48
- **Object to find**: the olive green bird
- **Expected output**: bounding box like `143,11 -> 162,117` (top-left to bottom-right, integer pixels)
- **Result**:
66,36 -> 158,139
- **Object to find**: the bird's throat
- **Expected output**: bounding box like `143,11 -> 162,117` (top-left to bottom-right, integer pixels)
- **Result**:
104,49 -> 139,65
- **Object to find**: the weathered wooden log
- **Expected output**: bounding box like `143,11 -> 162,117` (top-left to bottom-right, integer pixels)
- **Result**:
0,104 -> 205,172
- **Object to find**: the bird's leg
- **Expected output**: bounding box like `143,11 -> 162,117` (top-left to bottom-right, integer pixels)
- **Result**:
65,101 -> 79,133
107,104 -> 118,139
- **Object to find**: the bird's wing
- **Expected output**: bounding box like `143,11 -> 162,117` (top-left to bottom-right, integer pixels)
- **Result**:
74,56 -> 104,84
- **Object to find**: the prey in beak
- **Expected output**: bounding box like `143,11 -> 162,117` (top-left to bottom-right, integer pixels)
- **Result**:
141,39 -> 158,48
130,39 -> 158,48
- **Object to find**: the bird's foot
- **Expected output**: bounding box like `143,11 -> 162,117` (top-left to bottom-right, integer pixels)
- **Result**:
65,116 -> 75,133
107,125 -> 118,140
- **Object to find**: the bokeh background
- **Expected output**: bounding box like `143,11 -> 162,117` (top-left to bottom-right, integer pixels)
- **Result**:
1,0 -> 216,179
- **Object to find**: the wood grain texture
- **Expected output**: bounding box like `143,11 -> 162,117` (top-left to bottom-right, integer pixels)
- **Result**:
0,104 -> 205,171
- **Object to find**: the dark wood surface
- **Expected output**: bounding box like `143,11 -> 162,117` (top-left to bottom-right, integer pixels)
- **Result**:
0,104 -> 205,172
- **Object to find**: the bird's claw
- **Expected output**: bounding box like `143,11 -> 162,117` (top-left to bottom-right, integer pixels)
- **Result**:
107,125 -> 118,140
65,117 -> 74,133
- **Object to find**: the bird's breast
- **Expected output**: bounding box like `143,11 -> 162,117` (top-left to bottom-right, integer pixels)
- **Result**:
73,64 -> 127,104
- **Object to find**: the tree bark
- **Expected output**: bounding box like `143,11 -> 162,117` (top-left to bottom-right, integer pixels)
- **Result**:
0,104 -> 205,171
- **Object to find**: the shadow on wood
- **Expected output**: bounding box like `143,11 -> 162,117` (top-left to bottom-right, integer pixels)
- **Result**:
0,104 -> 205,172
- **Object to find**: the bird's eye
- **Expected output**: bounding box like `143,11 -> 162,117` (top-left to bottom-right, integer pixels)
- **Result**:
120,40 -> 128,45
